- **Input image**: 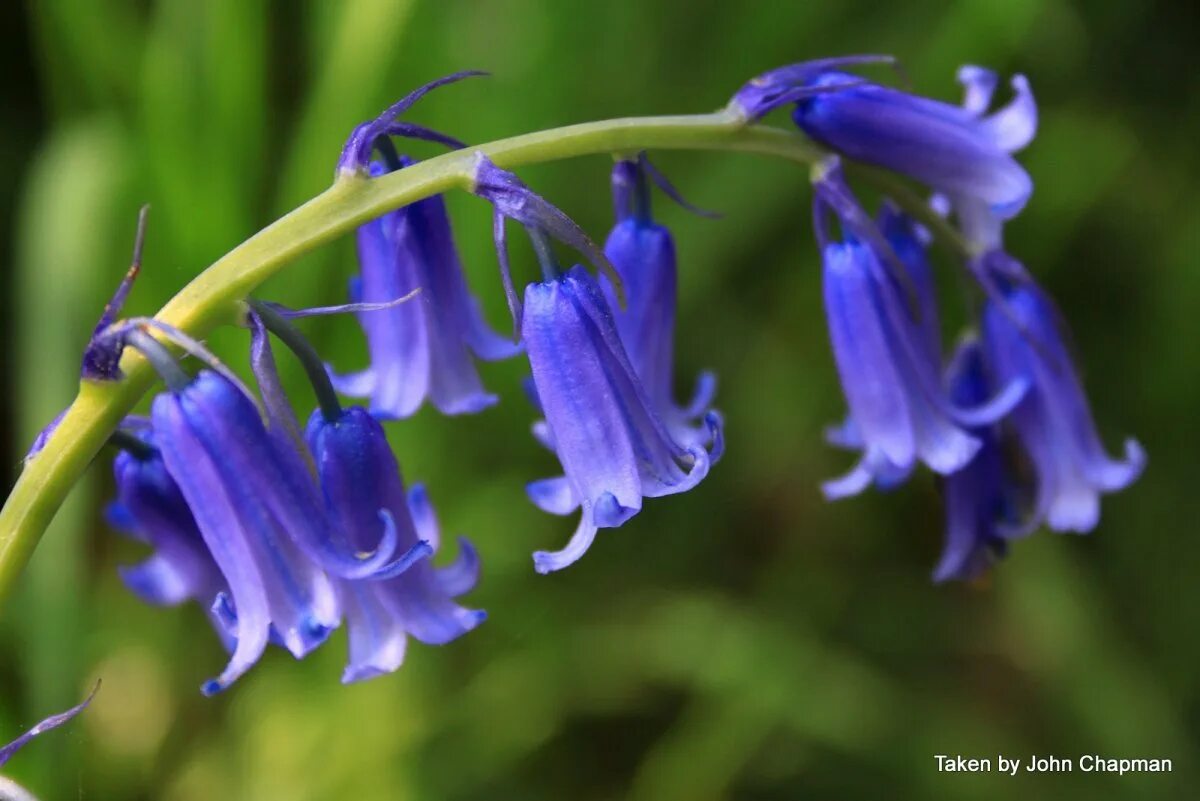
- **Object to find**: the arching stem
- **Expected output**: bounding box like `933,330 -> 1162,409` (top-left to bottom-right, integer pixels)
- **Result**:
0,109 -> 964,608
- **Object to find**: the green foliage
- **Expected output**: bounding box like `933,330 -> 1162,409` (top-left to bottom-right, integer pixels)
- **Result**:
1,1 -> 1197,798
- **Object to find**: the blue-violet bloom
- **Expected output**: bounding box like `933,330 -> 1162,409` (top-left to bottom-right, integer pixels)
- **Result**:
151,369 -> 352,694
523,265 -> 723,573
814,161 -> 1025,498
332,158 -> 520,418
307,407 -> 485,683
731,58 -> 1034,218
981,256 -> 1145,532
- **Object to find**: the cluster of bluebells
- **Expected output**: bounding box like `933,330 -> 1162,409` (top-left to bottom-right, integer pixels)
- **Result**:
20,58 -> 1145,703
31,73 -> 727,695
730,55 -> 1144,579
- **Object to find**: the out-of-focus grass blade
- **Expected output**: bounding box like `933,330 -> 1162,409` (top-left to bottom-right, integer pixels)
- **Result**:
139,0 -> 266,279
266,0 -> 415,313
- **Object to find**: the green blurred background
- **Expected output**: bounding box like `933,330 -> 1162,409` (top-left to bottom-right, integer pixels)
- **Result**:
1,0 -> 1197,798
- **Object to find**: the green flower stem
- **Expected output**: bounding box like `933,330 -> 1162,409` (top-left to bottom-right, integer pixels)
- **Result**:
0,109 -> 961,607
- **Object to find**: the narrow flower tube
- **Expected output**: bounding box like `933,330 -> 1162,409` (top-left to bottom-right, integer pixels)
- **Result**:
306,407 -> 485,683
523,265 -> 722,573
332,159 -> 519,419
599,159 -> 718,449
981,265 -> 1145,532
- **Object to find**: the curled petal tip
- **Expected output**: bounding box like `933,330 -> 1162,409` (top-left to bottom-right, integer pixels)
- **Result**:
533,516 -> 599,574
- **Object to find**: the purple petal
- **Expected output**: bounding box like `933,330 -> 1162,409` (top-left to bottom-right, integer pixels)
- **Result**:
981,75 -> 1037,153
527,476 -> 580,516
956,65 -> 998,116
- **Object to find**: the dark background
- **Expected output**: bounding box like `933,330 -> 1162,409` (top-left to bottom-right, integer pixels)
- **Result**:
1,1 -> 1198,798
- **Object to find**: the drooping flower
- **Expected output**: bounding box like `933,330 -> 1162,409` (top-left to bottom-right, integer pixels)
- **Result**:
467,155 -> 723,572
933,338 -> 1029,582
822,200 -> 942,491
522,265 -> 722,573
598,158 -> 717,450
814,160 -> 1025,499
247,304 -> 481,683
0,684 -> 98,769
980,254 -> 1145,533
149,369 -> 341,694
729,58 -> 1034,218
331,159 -> 520,418
306,406 -> 485,683
102,312 -> 414,693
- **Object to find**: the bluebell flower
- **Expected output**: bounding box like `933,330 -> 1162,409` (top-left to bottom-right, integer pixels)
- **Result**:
106,430 -> 232,645
598,158 -> 718,450
149,369 -> 342,694
523,265 -> 722,573
306,407 -> 485,683
933,338 -> 1029,582
980,255 -> 1145,532
730,58 -> 1035,218
468,155 -> 721,571
0,684 -> 98,769
127,314 -> 415,695
822,200 -> 943,491
331,159 -> 520,419
814,161 -> 1025,498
